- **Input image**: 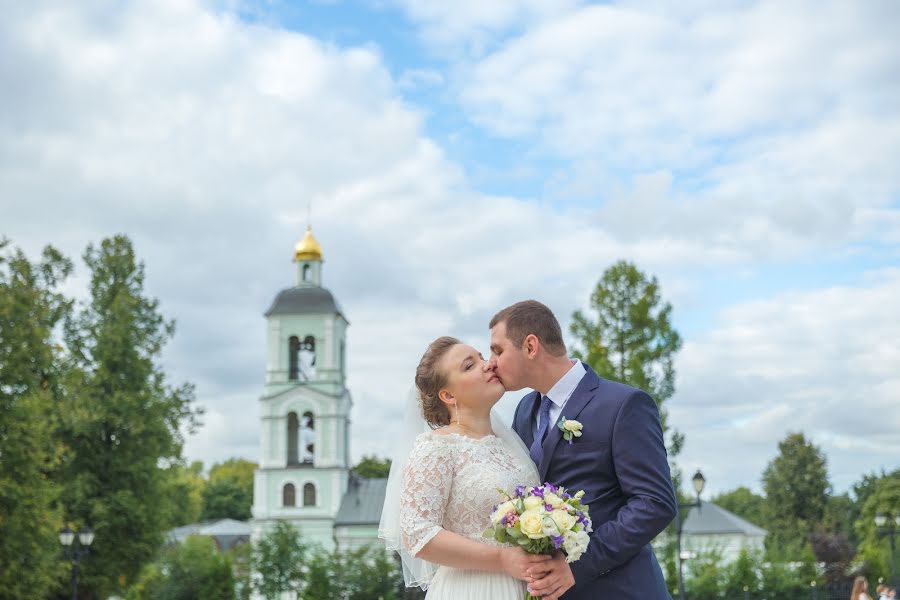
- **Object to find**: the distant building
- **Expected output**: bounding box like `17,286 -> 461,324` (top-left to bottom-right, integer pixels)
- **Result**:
167,518 -> 251,551
250,226 -> 386,551
674,500 -> 767,564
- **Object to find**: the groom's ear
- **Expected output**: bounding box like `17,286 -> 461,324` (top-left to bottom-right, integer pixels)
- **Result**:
523,334 -> 540,359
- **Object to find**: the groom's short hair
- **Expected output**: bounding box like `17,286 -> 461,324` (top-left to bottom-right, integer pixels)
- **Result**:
490,300 -> 566,357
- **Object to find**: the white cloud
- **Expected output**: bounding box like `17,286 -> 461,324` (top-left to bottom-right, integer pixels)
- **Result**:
674,268 -> 900,495
455,1 -> 900,256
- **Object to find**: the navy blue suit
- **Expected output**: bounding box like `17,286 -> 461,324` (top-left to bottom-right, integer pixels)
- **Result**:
512,363 -> 677,600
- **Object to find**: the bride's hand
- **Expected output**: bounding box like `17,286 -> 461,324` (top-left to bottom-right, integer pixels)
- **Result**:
499,547 -> 552,582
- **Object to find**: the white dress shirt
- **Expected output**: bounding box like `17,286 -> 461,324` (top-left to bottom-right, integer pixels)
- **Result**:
533,360 -> 587,439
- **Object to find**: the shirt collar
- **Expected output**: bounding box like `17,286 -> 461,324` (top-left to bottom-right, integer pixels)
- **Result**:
543,360 -> 586,408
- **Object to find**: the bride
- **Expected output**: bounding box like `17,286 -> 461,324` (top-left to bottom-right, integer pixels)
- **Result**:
379,336 -> 552,598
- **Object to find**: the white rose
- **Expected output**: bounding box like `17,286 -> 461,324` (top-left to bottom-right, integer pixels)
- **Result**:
523,496 -> 544,511
550,509 -> 576,533
562,419 -> 583,436
492,501 -> 517,525
563,529 -> 590,562
544,492 -> 565,509
519,509 -> 545,539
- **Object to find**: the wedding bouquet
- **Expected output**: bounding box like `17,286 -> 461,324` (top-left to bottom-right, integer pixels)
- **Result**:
483,483 -> 592,599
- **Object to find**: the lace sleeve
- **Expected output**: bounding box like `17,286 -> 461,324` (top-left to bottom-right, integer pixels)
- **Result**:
399,434 -> 453,556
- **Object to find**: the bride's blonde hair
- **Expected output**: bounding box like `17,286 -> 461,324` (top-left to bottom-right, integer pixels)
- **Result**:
414,336 -> 460,429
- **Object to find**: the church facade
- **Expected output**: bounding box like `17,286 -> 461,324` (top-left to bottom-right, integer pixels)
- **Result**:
250,228 -> 385,551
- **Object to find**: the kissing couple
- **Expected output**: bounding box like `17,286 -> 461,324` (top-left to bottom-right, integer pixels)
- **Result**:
379,300 -> 678,600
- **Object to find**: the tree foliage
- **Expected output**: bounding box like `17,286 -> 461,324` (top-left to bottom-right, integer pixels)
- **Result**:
352,455 -> 392,479
762,432 -> 830,555
712,487 -> 767,529
570,260 -> 684,458
252,522 -> 308,599
0,241 -> 71,598
853,471 -> 900,582
201,458 -> 256,521
125,536 -> 236,600
57,235 -> 202,596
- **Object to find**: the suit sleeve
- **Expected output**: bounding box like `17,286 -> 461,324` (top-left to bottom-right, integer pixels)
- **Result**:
570,390 -> 677,580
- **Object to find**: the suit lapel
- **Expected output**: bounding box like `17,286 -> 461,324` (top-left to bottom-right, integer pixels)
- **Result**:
517,390 -> 540,450
537,364 -> 600,481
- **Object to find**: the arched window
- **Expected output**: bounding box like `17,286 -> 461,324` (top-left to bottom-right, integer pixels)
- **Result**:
299,336 -> 316,381
288,336 -> 300,380
287,412 -> 299,465
302,264 -> 311,282
303,483 -> 316,507
300,411 -> 315,464
283,483 -> 296,507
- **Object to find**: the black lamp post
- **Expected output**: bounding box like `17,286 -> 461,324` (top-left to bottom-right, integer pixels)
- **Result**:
60,526 -> 94,600
875,512 -> 900,588
676,470 -> 706,600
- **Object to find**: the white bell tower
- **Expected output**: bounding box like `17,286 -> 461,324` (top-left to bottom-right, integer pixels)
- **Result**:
251,226 -> 351,549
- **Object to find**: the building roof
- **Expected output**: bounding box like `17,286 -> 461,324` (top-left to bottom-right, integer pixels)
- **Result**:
682,501 -> 767,537
335,476 -> 388,526
167,518 -> 251,551
264,286 -> 345,319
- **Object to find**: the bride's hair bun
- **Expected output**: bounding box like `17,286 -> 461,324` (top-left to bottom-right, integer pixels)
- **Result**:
415,336 -> 460,429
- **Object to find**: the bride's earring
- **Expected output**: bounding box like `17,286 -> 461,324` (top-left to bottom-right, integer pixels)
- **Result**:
453,399 -> 460,424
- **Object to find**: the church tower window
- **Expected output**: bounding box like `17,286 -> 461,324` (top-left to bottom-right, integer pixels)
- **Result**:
283,483 -> 296,507
288,336 -> 300,380
300,411 -> 315,464
303,483 -> 317,507
287,412 -> 299,465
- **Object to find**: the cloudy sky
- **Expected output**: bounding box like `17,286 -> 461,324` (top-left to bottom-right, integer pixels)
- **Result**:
3,0 -> 899,497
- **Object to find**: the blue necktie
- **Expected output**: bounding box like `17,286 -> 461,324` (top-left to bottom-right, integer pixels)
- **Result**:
529,394 -> 553,465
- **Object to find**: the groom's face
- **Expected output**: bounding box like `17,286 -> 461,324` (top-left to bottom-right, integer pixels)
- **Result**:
489,321 -> 529,391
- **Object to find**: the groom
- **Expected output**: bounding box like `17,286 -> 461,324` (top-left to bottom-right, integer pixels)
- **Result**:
489,300 -> 677,600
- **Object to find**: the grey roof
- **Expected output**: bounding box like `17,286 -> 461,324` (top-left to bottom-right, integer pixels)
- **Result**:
167,519 -> 251,551
264,286 -> 346,319
334,476 -> 388,526
682,501 -> 767,536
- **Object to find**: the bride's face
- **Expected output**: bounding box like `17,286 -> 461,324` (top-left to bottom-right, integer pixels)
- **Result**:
438,343 -> 505,410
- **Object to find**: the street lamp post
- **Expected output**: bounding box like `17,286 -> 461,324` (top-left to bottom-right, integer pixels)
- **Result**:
875,512 -> 900,589
676,470 -> 706,600
59,526 -> 94,600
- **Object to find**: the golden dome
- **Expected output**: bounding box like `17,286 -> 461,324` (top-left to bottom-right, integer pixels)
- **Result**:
294,226 -> 324,262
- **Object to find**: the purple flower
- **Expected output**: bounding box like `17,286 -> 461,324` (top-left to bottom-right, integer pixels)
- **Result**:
552,535 -> 565,549
545,483 -> 558,494
531,486 -> 545,498
515,485 -> 526,497
501,514 -> 509,525
561,492 -> 571,500
545,503 -> 554,512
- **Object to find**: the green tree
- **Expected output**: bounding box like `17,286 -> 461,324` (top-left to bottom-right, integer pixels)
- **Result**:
570,261 -> 684,459
712,487 -> 767,529
0,240 -> 72,598
164,460 -> 206,527
201,458 -> 256,521
353,455 -> 392,479
762,432 -> 830,556
202,477 -> 252,521
125,536 -> 236,600
302,545 -> 402,600
854,472 -> 900,582
684,549 -> 725,600
58,235 -> 202,597
253,522 -> 307,600
723,549 -> 760,600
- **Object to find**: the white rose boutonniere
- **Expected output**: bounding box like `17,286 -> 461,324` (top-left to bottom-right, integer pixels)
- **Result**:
556,416 -> 583,444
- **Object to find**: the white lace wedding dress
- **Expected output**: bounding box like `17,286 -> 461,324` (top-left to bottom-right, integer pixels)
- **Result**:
400,431 -> 539,599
